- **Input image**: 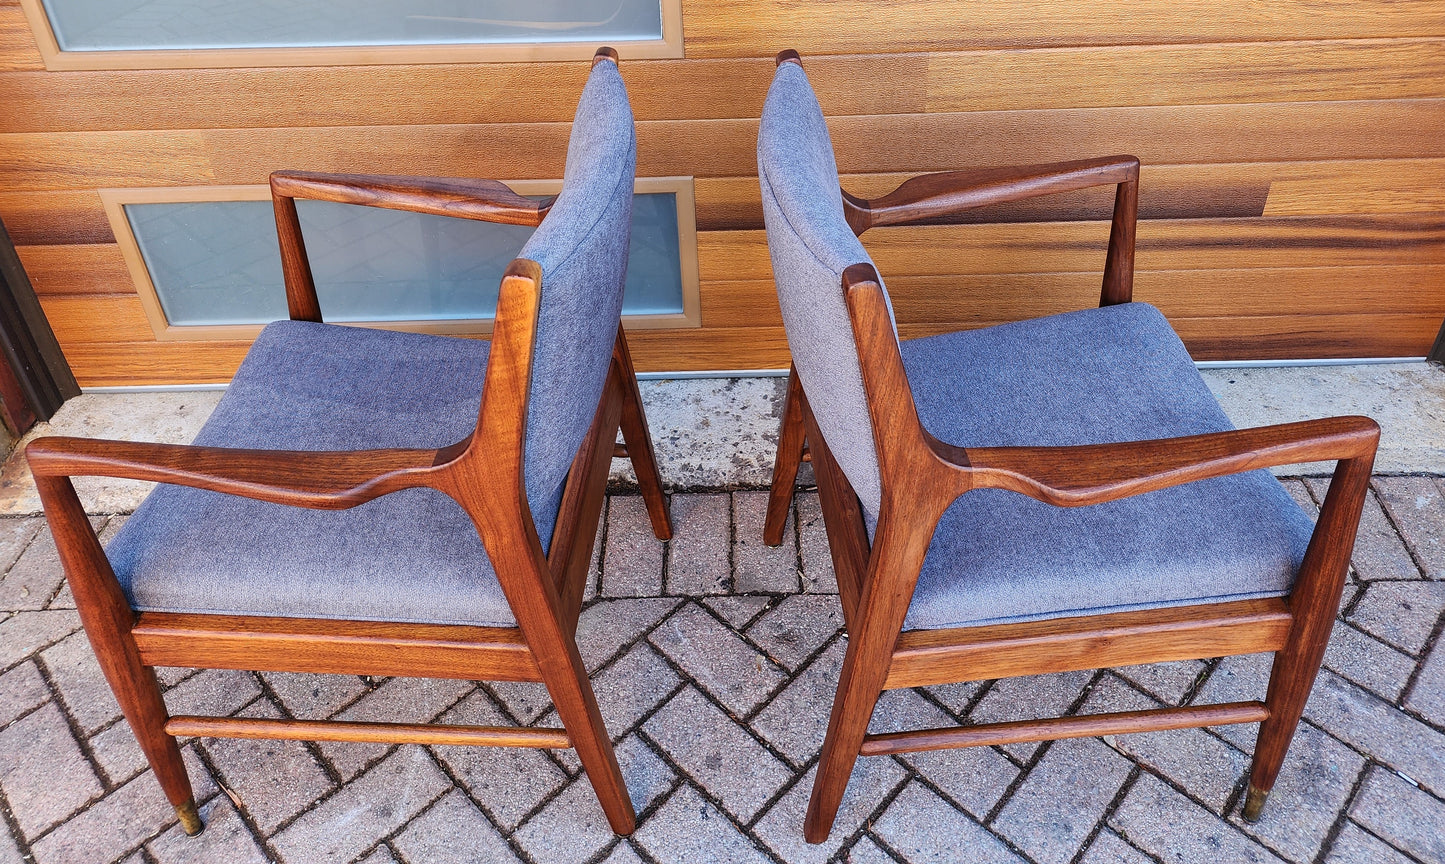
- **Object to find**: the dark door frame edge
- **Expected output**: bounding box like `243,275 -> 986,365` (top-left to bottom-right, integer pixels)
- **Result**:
0,216 -> 80,427
1429,317 -> 1445,367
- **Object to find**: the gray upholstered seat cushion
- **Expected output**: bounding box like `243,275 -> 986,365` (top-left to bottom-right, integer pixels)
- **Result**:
901,302 -> 1316,631
105,61 -> 636,628
106,321 -> 519,627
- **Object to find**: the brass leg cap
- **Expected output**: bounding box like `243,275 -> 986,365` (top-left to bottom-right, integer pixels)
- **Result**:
1241,785 -> 1270,823
176,801 -> 204,837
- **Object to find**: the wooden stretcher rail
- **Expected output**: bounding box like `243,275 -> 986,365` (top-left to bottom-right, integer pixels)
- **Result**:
165,716 -> 572,749
859,701 -> 1269,756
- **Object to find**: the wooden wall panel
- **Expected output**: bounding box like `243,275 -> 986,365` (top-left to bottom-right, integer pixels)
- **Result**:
0,4 -> 42,71
2,39 -> 1441,133
6,100 -> 1445,192
698,217 -> 1445,280
0,1 -> 1440,384
15,244 -> 133,296
702,267 -> 1445,330
37,295 -> 153,344
683,1 -> 1445,56
924,40 -> 1445,112
7,158 -> 1438,247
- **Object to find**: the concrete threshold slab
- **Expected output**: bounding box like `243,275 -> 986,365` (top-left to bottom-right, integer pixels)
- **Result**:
0,362 -> 1440,516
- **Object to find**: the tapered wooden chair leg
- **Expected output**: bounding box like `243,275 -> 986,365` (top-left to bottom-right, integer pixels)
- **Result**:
765,365 -> 807,546
540,646 -> 637,834
34,476 -> 203,835
613,327 -> 672,541
805,639 -> 886,843
1245,454 -> 1373,823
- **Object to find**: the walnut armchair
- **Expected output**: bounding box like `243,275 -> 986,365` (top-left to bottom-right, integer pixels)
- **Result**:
757,51 -> 1378,843
27,49 -> 669,838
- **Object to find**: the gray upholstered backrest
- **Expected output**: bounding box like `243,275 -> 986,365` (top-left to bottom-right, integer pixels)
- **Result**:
516,60 -> 636,535
758,62 -> 888,524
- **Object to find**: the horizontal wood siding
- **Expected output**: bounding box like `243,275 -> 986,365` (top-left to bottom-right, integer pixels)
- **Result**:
0,0 -> 1440,384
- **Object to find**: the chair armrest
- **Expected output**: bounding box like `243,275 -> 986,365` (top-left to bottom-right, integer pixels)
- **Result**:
844,155 -> 1139,306
843,155 -> 1138,232
269,170 -> 554,321
26,436 -> 453,509
270,171 -> 554,227
940,416 -> 1379,508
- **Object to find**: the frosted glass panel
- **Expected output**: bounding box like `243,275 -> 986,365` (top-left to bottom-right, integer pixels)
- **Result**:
126,193 -> 685,326
42,0 -> 663,51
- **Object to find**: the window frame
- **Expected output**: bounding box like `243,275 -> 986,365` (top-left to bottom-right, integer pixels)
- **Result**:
99,176 -> 701,341
19,0 -> 682,70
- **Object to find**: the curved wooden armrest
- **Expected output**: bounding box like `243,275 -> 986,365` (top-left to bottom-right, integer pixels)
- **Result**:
26,436 -> 453,509
270,171 -> 553,227
843,155 -> 1139,233
941,416 -> 1379,508
270,171 -> 554,322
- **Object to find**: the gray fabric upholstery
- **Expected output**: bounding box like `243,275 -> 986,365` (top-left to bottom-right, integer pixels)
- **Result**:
758,62 -> 889,525
107,321 -> 518,626
105,61 -> 637,627
755,64 -> 1312,632
519,59 -> 637,545
900,303 -> 1316,630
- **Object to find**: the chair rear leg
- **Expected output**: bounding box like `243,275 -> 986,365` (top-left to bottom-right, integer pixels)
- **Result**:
765,365 -> 806,546
35,476 -> 203,835
612,326 -> 672,541
1245,453 -> 1373,821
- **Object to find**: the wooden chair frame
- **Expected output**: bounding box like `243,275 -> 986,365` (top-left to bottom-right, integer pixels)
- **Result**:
762,50 -> 1379,846
27,53 -> 672,837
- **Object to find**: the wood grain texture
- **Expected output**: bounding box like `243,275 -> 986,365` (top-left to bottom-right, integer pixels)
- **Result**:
700,215 -> 1445,281
15,244 -> 132,295
886,599 -> 1292,689
0,54 -> 924,131
858,702 -> 1269,756
925,39 -> 1445,112
1264,159 -> 1445,215
0,4 -> 42,71
37,295 -> 153,344
0,190 -> 113,244
3,4 -> 1441,371
701,266 -> 1445,329
4,39 -> 1441,132
165,715 -> 570,749
47,310 -> 1445,387
682,1 -> 1445,57
7,157 -> 1437,247
133,612 -> 543,682
5,100 -> 1444,191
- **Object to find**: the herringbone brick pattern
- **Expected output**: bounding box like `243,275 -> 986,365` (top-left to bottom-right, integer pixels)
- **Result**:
0,478 -> 1441,864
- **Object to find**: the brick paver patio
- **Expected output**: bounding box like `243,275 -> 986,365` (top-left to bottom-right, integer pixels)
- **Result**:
0,478 -> 1441,863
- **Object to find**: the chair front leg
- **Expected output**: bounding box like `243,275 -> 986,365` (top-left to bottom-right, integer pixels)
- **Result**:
1245,452 -> 1375,821
765,364 -> 807,546
805,508 -> 938,843
612,326 -> 672,541
34,476 -> 203,835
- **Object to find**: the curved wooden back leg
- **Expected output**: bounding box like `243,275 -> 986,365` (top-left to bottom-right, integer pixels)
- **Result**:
764,365 -> 807,546
550,367 -> 626,631
613,325 -> 672,541
34,475 -> 203,836
444,262 -> 635,833
1244,450 -> 1375,821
